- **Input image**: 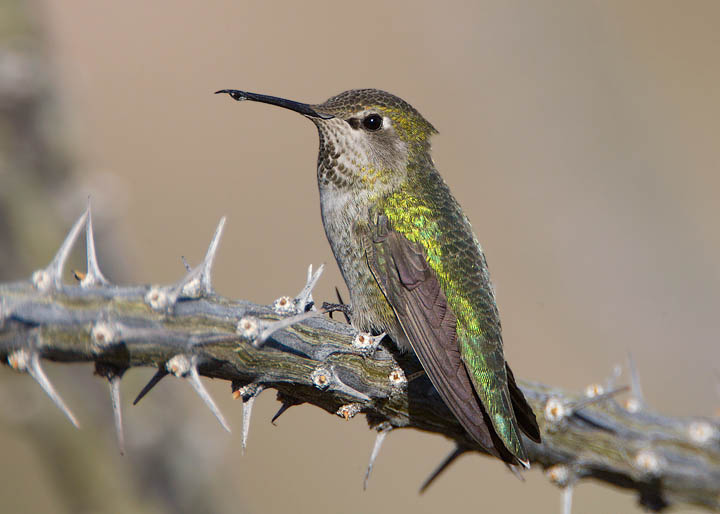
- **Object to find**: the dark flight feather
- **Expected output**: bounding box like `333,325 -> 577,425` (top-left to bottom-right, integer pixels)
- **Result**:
368,214 -> 538,463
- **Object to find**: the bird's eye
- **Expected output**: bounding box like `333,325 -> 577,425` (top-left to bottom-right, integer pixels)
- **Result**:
362,114 -> 383,131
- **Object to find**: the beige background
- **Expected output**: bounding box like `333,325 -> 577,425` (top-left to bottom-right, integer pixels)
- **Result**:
2,1 -> 719,512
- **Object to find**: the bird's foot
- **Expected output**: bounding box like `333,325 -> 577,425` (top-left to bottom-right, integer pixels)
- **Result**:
321,287 -> 352,323
321,301 -> 352,317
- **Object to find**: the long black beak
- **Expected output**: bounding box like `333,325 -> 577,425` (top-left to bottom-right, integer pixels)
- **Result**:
215,89 -> 333,119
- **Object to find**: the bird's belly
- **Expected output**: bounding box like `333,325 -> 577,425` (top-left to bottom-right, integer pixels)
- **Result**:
337,250 -> 416,353
347,265 -> 397,332
334,242 -> 398,334
320,196 -> 407,350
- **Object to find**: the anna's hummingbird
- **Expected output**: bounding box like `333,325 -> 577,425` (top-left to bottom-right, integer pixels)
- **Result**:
217,88 -> 541,466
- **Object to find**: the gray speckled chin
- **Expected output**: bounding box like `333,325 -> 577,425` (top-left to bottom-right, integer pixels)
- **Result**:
314,118 -> 363,191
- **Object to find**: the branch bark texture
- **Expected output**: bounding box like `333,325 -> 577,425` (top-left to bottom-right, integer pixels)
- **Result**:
2,274 -> 719,511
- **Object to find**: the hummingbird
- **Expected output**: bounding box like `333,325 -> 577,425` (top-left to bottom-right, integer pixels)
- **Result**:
216,88 -> 541,466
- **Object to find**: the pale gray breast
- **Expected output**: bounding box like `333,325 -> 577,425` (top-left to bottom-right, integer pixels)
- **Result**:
318,187 -> 406,346
314,119 -> 406,341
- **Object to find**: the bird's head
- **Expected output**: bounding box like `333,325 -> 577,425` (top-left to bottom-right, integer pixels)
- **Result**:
217,88 -> 437,193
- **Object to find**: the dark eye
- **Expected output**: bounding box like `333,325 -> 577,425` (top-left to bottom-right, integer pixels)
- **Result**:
362,114 -> 383,131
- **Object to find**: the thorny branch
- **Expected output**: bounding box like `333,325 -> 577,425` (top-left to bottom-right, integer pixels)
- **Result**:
1,207 -> 719,513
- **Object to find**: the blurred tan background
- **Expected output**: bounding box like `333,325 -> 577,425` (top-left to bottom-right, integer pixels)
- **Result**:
1,0 -> 719,512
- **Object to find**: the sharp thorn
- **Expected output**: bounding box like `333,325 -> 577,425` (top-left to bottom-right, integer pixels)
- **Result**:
133,368 -> 168,405
0,297 -> 10,328
628,353 -> 645,405
269,394 -> 302,424
335,381 -> 371,402
294,263 -> 325,312
95,362 -> 127,453
81,199 -> 109,287
607,363 -> 622,390
364,426 -> 391,490
232,383 -> 264,452
562,484 -> 574,514
181,255 -> 192,272
175,217 -> 226,299
332,366 -> 371,402
419,446 -> 466,494
201,216 -> 226,292
271,402 -> 292,425
109,375 -> 125,455
187,359 -> 231,432
189,332 -> 237,347
257,310 -> 319,346
34,208 -> 88,290
26,352 -> 80,428
572,385 -> 629,412
241,394 -> 256,453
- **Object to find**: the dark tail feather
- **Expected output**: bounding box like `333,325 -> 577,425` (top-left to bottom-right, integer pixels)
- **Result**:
506,365 -> 541,443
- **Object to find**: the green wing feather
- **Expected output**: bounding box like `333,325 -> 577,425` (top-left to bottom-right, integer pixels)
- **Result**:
367,214 -> 502,457
370,173 -> 539,464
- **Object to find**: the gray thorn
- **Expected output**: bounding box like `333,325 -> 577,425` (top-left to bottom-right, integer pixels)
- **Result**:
589,363 -> 621,394
572,385 -> 629,413
189,332 -> 238,347
108,375 -> 125,455
419,446 -> 467,493
270,402 -> 291,425
232,383 -> 265,452
201,216 -> 226,292
176,217 -> 227,299
146,215 -> 229,308
335,381 -> 371,402
81,200 -> 109,287
294,263 -> 325,312
310,365 -> 369,402
331,366 -> 371,402
0,297 -> 9,329
562,484 -> 574,514
96,362 -> 126,453
133,368 -> 168,405
241,398 -> 254,453
185,356 -> 231,433
364,425 -> 392,490
32,208 -> 88,291
241,390 -> 262,453
256,310 -> 319,346
628,353 -> 645,405
24,351 -> 80,428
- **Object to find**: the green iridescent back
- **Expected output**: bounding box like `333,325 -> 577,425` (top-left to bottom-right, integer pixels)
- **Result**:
378,154 -> 525,461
